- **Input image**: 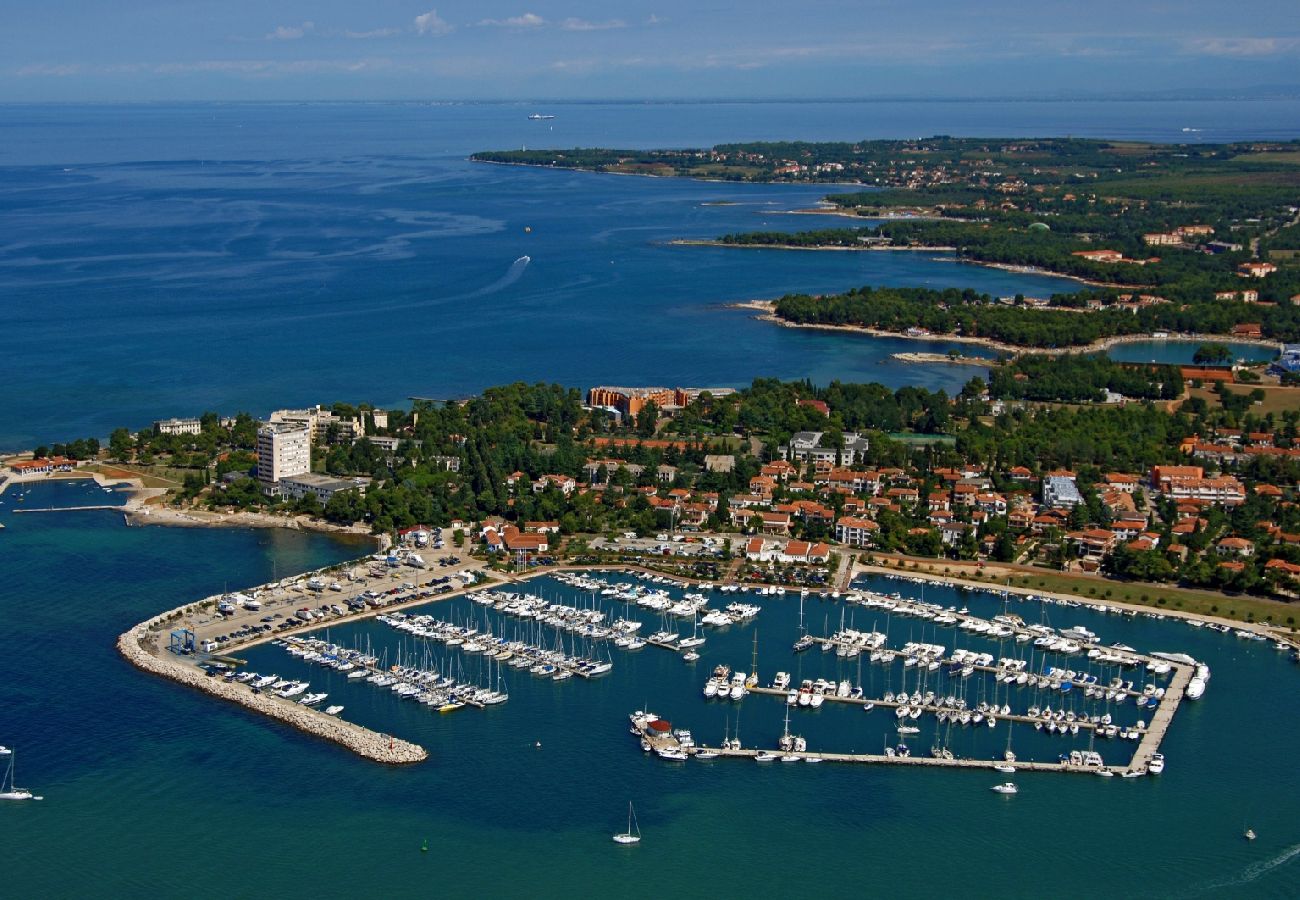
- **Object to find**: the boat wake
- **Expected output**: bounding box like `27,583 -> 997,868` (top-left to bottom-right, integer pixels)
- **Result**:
463,255 -> 530,299
1189,843 -> 1300,894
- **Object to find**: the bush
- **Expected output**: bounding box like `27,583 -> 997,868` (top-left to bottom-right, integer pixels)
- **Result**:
1158,597 -> 1167,605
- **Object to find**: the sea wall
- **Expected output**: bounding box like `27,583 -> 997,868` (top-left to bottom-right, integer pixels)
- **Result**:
117,610 -> 427,765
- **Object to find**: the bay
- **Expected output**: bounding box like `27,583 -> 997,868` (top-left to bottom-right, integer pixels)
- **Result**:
3,480 -> 1299,898
4,100 -> 1299,449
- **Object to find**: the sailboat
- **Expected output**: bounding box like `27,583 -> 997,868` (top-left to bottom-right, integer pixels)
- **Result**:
612,801 -> 642,844
0,750 -> 38,801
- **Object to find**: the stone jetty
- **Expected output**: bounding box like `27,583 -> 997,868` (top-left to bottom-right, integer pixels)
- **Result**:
118,609 -> 427,765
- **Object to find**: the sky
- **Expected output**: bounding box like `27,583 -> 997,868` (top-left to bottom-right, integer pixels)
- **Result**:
3,1 -> 1299,102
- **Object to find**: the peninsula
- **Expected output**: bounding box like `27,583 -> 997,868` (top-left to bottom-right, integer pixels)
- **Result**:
475,137 -> 1300,349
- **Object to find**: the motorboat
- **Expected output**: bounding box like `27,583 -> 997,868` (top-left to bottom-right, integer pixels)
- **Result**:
1147,753 -> 1165,775
990,783 -> 1018,794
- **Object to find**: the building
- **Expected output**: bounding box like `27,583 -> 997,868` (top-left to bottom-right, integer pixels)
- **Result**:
779,431 -> 871,467
1072,249 -> 1125,263
257,423 -> 310,489
269,405 -> 363,443
1238,261 -> 1278,279
703,454 -> 735,473
586,386 -> 736,418
154,417 -> 202,436
1271,344 -> 1300,374
6,456 -> 78,476
1142,232 -> 1181,246
277,472 -> 368,504
1042,475 -> 1083,508
835,516 -> 878,548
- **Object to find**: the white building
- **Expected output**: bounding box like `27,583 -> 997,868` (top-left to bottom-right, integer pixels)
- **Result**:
155,417 -> 202,436
278,472 -> 368,504
779,431 -> 871,467
257,423 -> 311,489
269,405 -> 362,443
1042,475 -> 1083,508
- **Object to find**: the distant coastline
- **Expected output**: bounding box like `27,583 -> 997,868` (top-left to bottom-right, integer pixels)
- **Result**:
675,239 -> 1137,289
728,299 -> 1285,357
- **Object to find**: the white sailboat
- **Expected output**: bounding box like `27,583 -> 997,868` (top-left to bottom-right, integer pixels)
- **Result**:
1,750 -> 39,801
612,801 -> 642,844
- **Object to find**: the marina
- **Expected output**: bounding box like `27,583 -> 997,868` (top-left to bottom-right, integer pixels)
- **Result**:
172,556 -> 1225,778
7,475 -> 1300,897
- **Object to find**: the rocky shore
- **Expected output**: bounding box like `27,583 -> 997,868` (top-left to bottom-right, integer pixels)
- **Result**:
117,608 -> 427,765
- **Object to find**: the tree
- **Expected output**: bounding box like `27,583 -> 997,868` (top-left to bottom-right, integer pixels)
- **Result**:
1192,343 -> 1233,366
108,428 -> 134,460
636,401 -> 659,437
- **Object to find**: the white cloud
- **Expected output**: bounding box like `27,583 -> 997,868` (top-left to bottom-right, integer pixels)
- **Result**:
267,21 -> 314,41
344,28 -> 401,40
414,10 -> 453,36
478,13 -> 546,28
560,18 -> 627,31
16,63 -> 82,77
1183,37 -> 1299,57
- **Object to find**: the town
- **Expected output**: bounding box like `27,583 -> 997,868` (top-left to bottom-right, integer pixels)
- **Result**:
8,371 -> 1300,628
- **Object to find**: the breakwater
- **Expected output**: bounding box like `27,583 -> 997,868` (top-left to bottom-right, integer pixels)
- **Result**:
117,607 -> 427,765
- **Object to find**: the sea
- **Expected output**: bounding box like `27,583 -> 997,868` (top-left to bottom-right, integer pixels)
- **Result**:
1,100 -> 1293,450
4,101 -> 1300,898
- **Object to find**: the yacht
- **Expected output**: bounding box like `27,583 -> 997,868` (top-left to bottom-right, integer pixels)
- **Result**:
994,764 -> 1016,774
0,750 -> 37,801
990,782 -> 1018,794
528,114 -> 556,120
1147,753 -> 1165,775
612,801 -> 642,845
754,751 -> 780,762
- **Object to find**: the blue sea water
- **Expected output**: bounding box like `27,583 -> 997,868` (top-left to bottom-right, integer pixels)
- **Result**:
5,101 -> 1300,896
3,100 -> 1298,449
3,479 -> 1299,898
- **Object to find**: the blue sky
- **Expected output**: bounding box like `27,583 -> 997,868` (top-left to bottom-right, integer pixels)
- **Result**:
3,1 -> 1298,101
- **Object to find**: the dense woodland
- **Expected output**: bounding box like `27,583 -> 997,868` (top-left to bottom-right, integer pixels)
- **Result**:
771,284 -> 1300,347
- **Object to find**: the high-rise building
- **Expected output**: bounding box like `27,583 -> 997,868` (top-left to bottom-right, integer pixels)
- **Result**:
257,423 -> 310,490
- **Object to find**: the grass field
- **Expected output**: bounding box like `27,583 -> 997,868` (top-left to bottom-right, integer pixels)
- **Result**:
1188,383 -> 1300,416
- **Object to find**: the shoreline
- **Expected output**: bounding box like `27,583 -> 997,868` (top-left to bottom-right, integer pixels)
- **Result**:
2,466 -> 381,541
674,239 -> 1136,289
118,607 -> 427,765
672,239 -> 957,252
893,351 -> 997,367
852,562 -> 1300,650
728,299 -> 1285,357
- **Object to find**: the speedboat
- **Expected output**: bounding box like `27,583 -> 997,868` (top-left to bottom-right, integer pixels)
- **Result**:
990,782 -> 1018,794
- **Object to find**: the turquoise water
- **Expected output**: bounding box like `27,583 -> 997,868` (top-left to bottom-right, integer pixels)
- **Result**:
3,480 -> 1298,898
4,100 -> 1300,449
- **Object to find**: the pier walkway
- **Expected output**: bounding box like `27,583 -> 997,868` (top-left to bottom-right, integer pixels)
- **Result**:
747,685 -> 1109,733
13,504 -> 126,513
686,744 -> 1112,776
